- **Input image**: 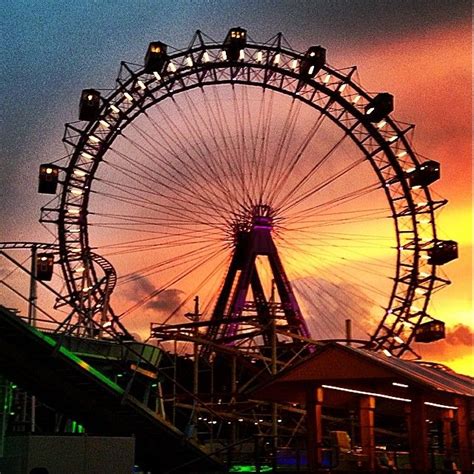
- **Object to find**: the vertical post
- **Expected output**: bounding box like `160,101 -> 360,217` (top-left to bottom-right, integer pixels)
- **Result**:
441,409 -> 453,467
306,386 -> 324,472
231,355 -> 237,446
345,319 -> 352,346
454,397 -> 472,473
408,394 -> 429,471
28,246 -> 38,326
359,396 -> 376,471
192,297 -> 200,440
270,280 -> 278,467
28,247 -> 37,433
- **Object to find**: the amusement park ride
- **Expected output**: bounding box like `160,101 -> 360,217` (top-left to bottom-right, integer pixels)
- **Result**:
0,27 -> 460,472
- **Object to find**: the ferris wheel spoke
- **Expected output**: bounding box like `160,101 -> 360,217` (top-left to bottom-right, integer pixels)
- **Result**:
282,182 -> 382,222
274,130 -> 355,212
103,155 -> 233,217
119,244 -> 227,318
266,104 -> 326,204
177,93 -> 244,211
160,252 -> 231,325
124,118 -> 238,217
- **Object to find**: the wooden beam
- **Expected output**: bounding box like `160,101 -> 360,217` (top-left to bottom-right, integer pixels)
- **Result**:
408,394 -> 429,471
306,386 -> 324,471
359,395 -> 376,472
454,397 -> 472,473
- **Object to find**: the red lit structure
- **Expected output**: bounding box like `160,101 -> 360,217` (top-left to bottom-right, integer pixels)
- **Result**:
252,343 -> 473,472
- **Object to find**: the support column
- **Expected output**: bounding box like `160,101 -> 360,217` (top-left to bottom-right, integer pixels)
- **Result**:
442,409 -> 454,466
360,395 -> 376,471
306,386 -> 324,472
454,397 -> 472,473
408,394 -> 429,472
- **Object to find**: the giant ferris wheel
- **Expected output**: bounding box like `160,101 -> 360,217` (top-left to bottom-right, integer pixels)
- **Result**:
39,28 -> 457,358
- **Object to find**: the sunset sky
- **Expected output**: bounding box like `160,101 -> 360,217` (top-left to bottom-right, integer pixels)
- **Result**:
1,1 -> 472,374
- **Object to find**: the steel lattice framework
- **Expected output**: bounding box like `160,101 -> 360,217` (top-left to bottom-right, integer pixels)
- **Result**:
40,30 -> 452,357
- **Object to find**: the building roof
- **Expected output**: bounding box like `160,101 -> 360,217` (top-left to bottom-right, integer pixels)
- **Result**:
251,342 -> 473,402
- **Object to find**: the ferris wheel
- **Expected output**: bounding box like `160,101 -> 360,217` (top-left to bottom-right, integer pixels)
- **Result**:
38,28 -> 457,357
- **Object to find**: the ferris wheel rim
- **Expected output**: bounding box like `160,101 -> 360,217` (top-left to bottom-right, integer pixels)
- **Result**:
53,32 -> 443,357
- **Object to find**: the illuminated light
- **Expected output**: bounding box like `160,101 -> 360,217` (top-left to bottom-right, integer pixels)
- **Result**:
418,219 -> 431,224
310,51 -> 315,57
321,384 -> 411,403
74,267 -> 85,273
254,422 -> 258,425
417,202 -> 428,207
202,51 -> 210,63
277,419 -> 282,423
67,228 -> 80,233
376,120 -> 387,129
212,420 -> 217,425
352,95 -> 361,104
425,401 -> 458,410
221,50 -> 227,60
397,151 -> 407,158
392,382 -> 409,388
420,255 -> 430,260
290,59 -> 297,70
227,421 -> 231,425
388,135 -> 398,142
168,62 -> 177,72
383,349 -> 392,357
238,418 -> 243,422
256,51 -> 262,63
394,336 -> 404,344
186,56 -> 193,67
123,92 -> 133,102
69,247 -> 82,253
411,185 -> 422,190
323,73 -> 331,83
137,80 -> 146,90
308,65 -> 315,75
366,106 -> 375,115
69,188 -> 83,195
109,104 -> 120,114
239,49 -> 245,60
99,119 -> 110,129
45,167 -> 53,174
82,286 -> 91,293
88,135 -> 100,143
81,152 -> 93,160
339,83 -> 347,92
258,419 -> 263,422
273,53 -> 280,64
406,167 -> 416,173
419,271 -> 430,278
73,169 -> 86,177
67,208 -> 80,215
415,288 -> 428,295
153,71 -> 161,81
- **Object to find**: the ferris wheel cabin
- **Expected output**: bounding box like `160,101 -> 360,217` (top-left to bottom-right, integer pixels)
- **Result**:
79,89 -> 101,121
414,319 -> 445,343
144,41 -> 168,73
224,27 -> 247,61
299,46 -> 326,78
38,164 -> 59,194
35,253 -> 55,281
408,160 -> 440,188
365,93 -> 394,122
427,240 -> 458,265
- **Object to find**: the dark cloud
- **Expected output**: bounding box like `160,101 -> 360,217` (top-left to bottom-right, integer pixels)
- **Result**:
416,323 -> 474,364
145,289 -> 183,313
122,276 -> 184,314
444,324 -> 473,346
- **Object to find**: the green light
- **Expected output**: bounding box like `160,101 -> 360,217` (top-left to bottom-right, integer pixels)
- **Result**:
31,328 -> 123,394
71,420 -> 77,433
230,466 -> 272,473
